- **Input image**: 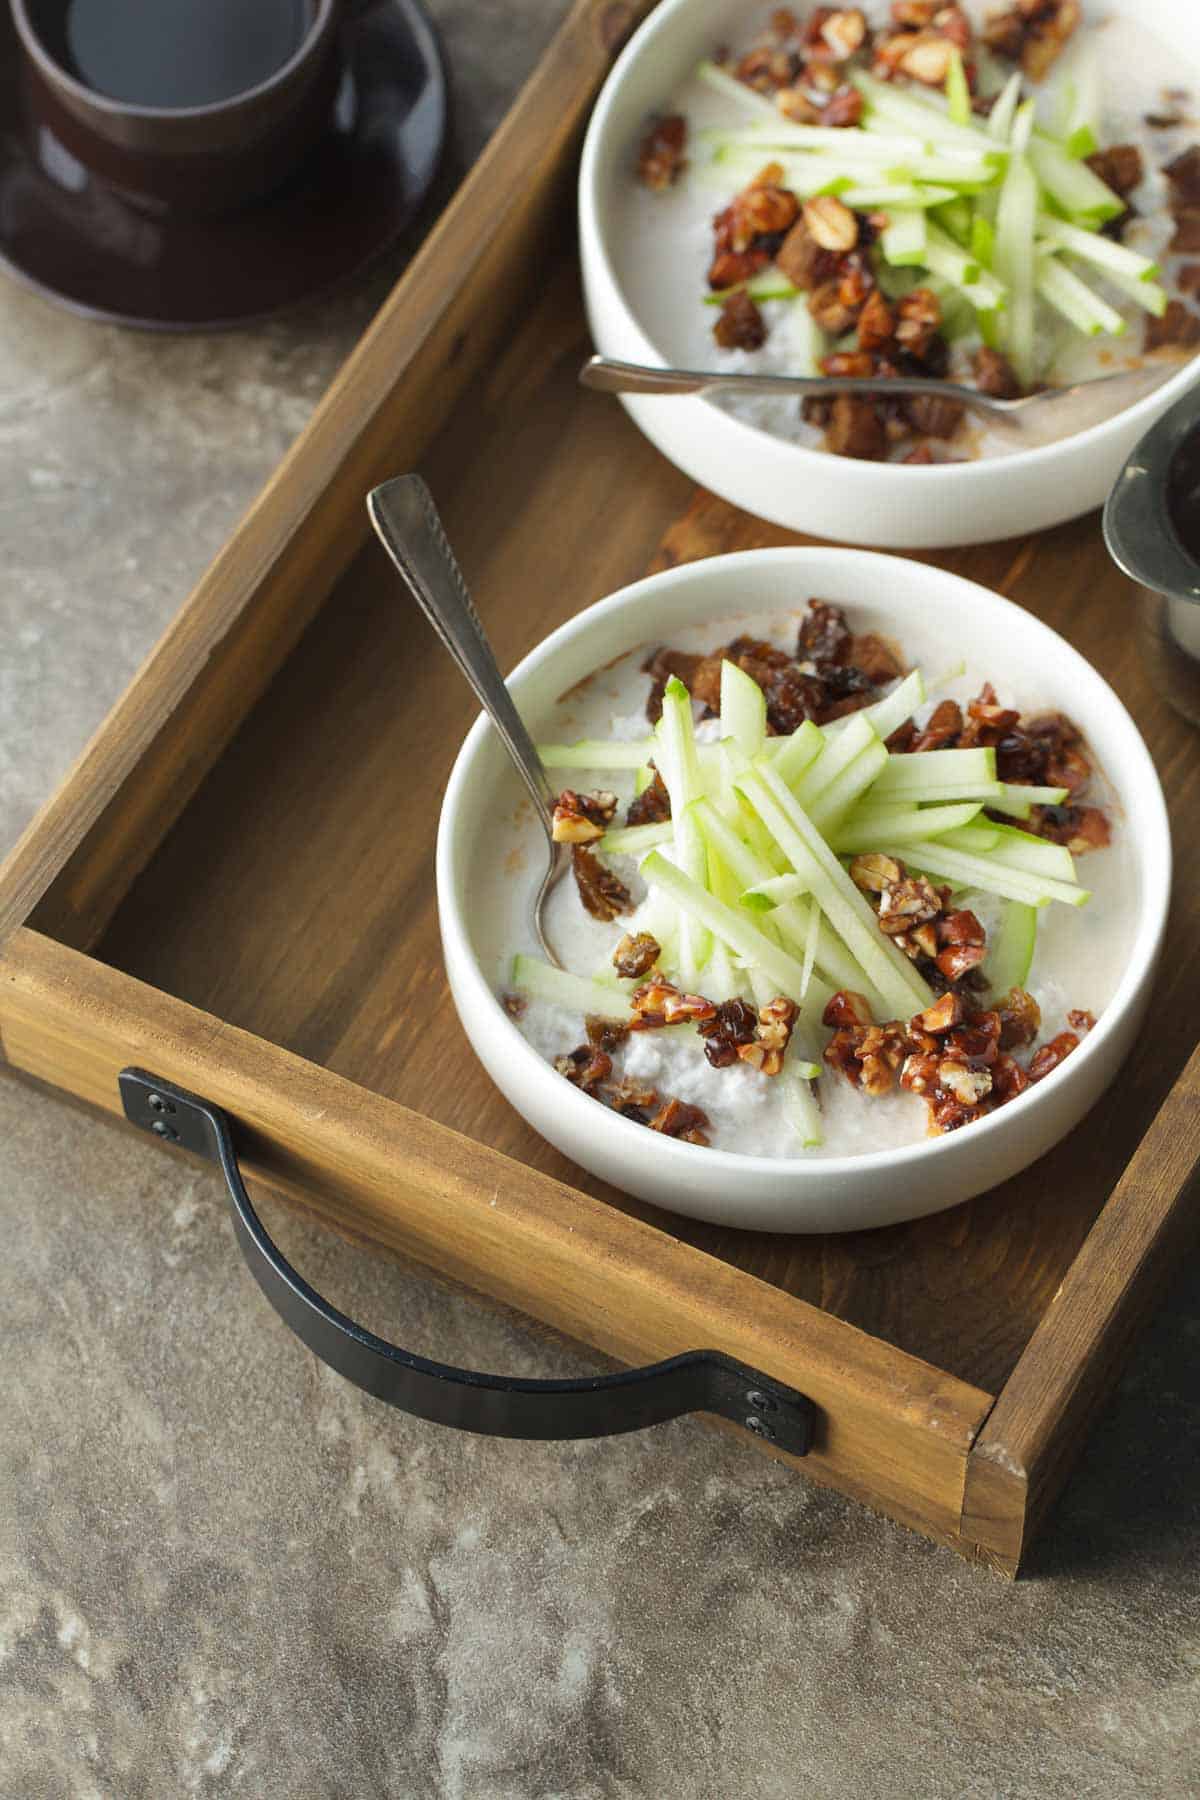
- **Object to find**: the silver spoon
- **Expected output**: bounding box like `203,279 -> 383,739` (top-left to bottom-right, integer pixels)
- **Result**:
581,354 -> 1185,446
367,473 -> 570,968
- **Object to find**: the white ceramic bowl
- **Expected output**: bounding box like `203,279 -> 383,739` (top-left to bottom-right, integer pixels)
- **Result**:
437,548 -> 1169,1233
578,0 -> 1200,549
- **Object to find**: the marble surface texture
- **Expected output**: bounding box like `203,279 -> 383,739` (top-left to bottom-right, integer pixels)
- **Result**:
1,3 -> 1198,1796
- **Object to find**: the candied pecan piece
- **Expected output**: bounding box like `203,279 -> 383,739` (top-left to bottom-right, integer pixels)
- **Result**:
605,1076 -> 658,1122
892,0 -> 938,25
996,986 -> 1041,1050
1067,1008 -> 1096,1035
777,215 -> 838,290
894,286 -> 942,360
981,7 -> 1025,59
1084,143 -> 1143,199
990,1052 -> 1031,1104
798,598 -> 851,666
626,765 -> 671,827
1146,299 -> 1200,350
821,83 -> 864,127
572,845 -> 631,921
735,45 -> 798,93
823,989 -> 874,1028
708,247 -> 772,292
820,7 -> 867,58
929,1095 -> 988,1133
612,931 -> 660,979
1020,0 -> 1080,80
737,996 -> 799,1075
807,279 -> 859,335
846,631 -> 902,684
859,1052 -> 895,1096
821,350 -> 876,378
938,1060 -> 993,1106
972,346 -> 1022,399
900,1050 -> 941,1095
1028,803 -> 1111,854
916,991 -> 964,1034
586,1015 -> 630,1053
647,1097 -> 711,1145
638,114 -> 687,191
936,939 -> 986,983
731,180 -> 800,251
552,788 -> 618,843
803,194 -> 859,252
878,873 -> 943,934
911,697 -> 963,752
554,1043 -> 613,1092
904,393 -> 966,440
777,85 -> 823,123
943,1010 -> 1000,1066
891,31 -> 957,84
1027,1030 -> 1081,1082
631,979 -> 717,1029
825,393 -> 888,460
1166,145 -> 1200,206
850,852 -> 903,894
697,997 -> 759,1068
714,289 -> 768,351
857,287 -> 896,353
502,993 -> 527,1020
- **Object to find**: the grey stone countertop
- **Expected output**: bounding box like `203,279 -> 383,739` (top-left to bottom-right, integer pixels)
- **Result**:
2,4 -> 1198,1796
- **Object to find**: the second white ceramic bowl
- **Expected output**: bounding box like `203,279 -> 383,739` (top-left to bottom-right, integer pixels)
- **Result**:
437,548 -> 1169,1232
578,0 -> 1200,549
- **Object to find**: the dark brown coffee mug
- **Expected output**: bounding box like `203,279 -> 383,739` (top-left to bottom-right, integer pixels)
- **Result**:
10,0 -> 342,214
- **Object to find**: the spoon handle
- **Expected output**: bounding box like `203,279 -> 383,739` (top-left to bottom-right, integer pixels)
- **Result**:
368,475 -> 556,823
580,353 -> 998,413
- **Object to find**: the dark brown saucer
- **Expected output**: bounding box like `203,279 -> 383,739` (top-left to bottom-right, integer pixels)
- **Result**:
0,0 -> 446,330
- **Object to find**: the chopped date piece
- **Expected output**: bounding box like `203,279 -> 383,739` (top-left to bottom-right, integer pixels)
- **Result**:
821,349 -> 876,378
825,393 -> 888,460
1165,145 -> 1200,206
643,646 -> 702,723
626,765 -> 671,827
983,0 -> 1079,80
1169,214 -> 1200,257
777,85 -> 823,123
554,1043 -> 613,1092
613,931 -> 661,980
1027,1030 -> 1081,1082
911,697 -> 963,751
647,1097 -> 711,1145
996,985 -> 1041,1050
714,289 -> 768,350
972,346 -> 1022,399
586,1015 -> 630,1053
776,216 -> 839,291
698,997 -> 760,1068
1067,1009 -> 1096,1034
709,246 -> 773,291
886,718 -> 918,749
798,597 -> 851,666
552,788 -> 618,843
730,178 -> 800,251
571,845 -> 632,921
502,993 -> 527,1020
904,392 -> 966,440
1084,143 -> 1143,198
736,997 -> 800,1075
1027,802 -> 1111,854
638,114 -> 687,191
845,631 -> 902,684
1146,298 -> 1200,349
1178,263 -> 1200,297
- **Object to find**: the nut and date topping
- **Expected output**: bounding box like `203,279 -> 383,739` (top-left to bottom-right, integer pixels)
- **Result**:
803,193 -> 860,251
571,845 -> 632,921
630,978 -> 718,1029
637,114 -> 687,191
552,788 -> 618,843
612,931 -> 661,979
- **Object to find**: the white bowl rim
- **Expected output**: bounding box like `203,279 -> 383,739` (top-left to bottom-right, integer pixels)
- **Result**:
577,0 -> 1200,485
437,547 -> 1171,1182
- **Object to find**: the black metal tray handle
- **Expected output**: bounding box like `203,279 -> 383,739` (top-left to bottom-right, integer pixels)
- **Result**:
120,1070 -> 815,1455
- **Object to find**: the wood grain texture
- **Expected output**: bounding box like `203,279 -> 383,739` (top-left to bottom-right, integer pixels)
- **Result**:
960,1043 -> 1200,1575
93,271 -> 1200,1411
0,0 -> 657,957
0,928 -> 993,1546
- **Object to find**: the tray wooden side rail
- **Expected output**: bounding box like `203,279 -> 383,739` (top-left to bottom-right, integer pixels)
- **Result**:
2,0 -> 1198,1574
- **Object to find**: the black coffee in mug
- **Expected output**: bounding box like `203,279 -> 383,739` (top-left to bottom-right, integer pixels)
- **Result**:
30,0 -> 315,110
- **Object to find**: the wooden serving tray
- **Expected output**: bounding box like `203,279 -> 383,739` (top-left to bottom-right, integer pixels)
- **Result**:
2,0 -> 1198,1575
